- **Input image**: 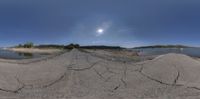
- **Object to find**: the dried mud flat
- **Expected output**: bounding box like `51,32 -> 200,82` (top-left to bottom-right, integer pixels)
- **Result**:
0,49 -> 200,99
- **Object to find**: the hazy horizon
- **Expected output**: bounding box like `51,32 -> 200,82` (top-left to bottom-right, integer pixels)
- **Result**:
0,43 -> 198,49
0,0 -> 200,47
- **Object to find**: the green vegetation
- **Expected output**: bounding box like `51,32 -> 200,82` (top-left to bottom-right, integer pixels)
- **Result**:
15,43 -> 81,49
15,42 -> 125,50
64,43 -> 80,49
35,45 -> 65,49
36,44 -> 80,49
16,42 -> 34,48
24,42 -> 34,48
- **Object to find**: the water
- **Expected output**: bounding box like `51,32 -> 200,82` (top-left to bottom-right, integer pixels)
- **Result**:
134,48 -> 200,57
0,49 -> 49,59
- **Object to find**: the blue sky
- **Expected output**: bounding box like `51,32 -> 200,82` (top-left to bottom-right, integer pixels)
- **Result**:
0,0 -> 200,47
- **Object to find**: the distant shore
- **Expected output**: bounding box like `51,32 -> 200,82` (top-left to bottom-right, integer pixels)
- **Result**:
7,48 -> 63,54
133,45 -> 192,49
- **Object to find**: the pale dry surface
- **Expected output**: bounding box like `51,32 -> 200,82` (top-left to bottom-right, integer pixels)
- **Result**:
8,48 -> 62,54
0,49 -> 200,99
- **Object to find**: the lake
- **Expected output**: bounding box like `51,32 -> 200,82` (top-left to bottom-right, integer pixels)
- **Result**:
0,49 -> 49,59
134,48 -> 200,57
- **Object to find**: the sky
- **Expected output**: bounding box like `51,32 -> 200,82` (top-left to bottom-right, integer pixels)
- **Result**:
0,0 -> 200,47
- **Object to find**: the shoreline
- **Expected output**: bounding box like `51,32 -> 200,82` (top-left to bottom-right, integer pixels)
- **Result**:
7,48 -> 63,54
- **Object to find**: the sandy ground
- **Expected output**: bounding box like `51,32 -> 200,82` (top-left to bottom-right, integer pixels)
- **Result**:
8,48 -> 63,54
195,58 -> 200,62
0,49 -> 200,99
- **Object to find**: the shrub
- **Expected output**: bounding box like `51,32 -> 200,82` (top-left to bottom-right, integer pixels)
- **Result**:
23,42 -> 34,48
65,43 -> 80,49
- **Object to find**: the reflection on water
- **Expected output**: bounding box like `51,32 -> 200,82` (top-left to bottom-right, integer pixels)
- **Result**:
0,49 -> 48,59
18,52 -> 33,57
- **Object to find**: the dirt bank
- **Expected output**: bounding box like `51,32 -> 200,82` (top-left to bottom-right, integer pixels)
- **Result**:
8,48 -> 63,54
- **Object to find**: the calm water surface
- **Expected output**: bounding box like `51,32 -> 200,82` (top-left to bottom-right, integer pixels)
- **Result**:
135,48 -> 200,57
0,49 -> 49,59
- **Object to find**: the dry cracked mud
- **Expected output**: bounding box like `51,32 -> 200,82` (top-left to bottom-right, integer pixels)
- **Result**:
0,49 -> 200,99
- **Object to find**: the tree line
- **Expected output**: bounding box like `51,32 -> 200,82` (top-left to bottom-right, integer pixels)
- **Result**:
16,42 -> 123,50
16,42 -> 80,49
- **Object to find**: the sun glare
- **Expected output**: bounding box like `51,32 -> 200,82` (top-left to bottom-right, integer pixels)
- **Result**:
97,29 -> 104,33
96,29 -> 104,36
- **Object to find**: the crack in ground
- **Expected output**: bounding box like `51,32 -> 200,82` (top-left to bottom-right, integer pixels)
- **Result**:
103,62 -> 119,74
173,64 -> 180,85
120,78 -> 127,88
121,63 -> 128,88
0,77 -> 25,94
93,68 -> 105,80
41,72 -> 67,88
37,50 -> 78,88
12,70 -> 67,90
104,75 -> 114,82
137,64 -> 200,92
0,49 -> 92,94
78,49 -> 133,63
15,76 -> 26,93
0,88 -> 19,93
22,63 -> 74,89
138,64 -> 182,86
138,64 -> 178,86
139,71 -> 172,86
113,84 -> 121,91
68,62 -> 99,71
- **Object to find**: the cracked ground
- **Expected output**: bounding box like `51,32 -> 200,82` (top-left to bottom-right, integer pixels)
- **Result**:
0,49 -> 200,99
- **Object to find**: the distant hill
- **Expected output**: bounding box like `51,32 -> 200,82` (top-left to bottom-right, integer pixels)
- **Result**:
30,44 -> 80,49
133,45 -> 191,49
35,45 -> 65,49
80,45 -> 123,49
32,44 -> 123,50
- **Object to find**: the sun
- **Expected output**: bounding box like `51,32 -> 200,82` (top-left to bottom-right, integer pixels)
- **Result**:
96,29 -> 104,36
97,29 -> 104,33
